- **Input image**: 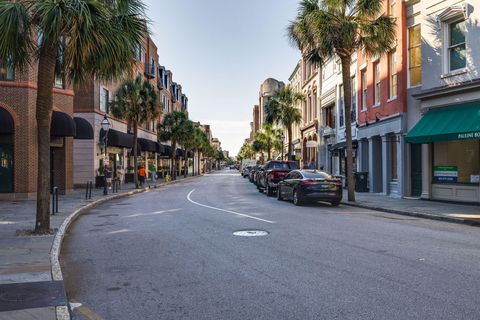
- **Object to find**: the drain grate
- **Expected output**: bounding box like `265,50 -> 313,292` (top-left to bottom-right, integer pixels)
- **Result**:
233,230 -> 269,237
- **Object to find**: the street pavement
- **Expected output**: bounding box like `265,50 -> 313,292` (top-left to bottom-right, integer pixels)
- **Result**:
61,170 -> 480,320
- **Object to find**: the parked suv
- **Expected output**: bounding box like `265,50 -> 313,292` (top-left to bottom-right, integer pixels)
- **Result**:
257,161 -> 299,196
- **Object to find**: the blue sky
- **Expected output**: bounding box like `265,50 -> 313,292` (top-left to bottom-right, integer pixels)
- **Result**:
144,0 -> 300,156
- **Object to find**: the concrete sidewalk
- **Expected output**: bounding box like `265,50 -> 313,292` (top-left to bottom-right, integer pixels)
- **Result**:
342,191 -> 480,226
0,176 -> 192,320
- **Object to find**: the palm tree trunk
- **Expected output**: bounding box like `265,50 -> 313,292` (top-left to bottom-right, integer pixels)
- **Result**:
267,142 -> 271,161
171,140 -> 177,180
133,122 -> 139,188
184,148 -> 188,178
35,42 -> 57,233
341,56 -> 355,202
287,125 -> 293,160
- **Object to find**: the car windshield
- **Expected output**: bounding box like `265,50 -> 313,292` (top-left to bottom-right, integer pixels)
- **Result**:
302,171 -> 332,179
270,162 -> 298,169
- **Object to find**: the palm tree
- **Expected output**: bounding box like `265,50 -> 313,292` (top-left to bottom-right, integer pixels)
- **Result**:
158,111 -> 188,180
238,142 -> 254,161
111,75 -> 159,188
265,85 -> 305,159
255,123 -> 283,161
179,120 -> 195,178
288,0 -> 396,201
0,0 -> 147,232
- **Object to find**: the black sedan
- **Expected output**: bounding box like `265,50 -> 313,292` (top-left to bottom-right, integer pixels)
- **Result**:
277,170 -> 343,206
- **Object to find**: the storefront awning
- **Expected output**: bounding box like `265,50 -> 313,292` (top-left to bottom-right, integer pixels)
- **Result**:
51,111 -> 76,137
176,149 -> 185,157
138,138 -> 157,152
330,140 -> 358,150
100,129 -> 134,148
155,142 -> 164,154
73,117 -> 94,140
0,107 -> 14,134
406,102 -> 480,144
159,144 -> 172,157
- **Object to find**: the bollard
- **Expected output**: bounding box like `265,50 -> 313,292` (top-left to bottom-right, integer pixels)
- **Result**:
89,181 -> 93,199
52,187 -> 59,215
165,174 -> 169,184
85,181 -> 93,200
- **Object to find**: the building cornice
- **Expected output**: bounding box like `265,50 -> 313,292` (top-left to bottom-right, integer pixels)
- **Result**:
0,81 -> 75,96
413,78 -> 480,101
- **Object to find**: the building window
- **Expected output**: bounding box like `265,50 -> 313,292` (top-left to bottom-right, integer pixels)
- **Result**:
351,76 -> 356,122
408,25 -> 422,86
0,59 -> 14,81
389,50 -> 398,99
324,105 -> 335,128
390,136 -> 398,181
339,85 -> 345,127
361,69 -> 367,110
390,0 -> 395,16
100,88 -> 109,113
374,62 -> 380,105
433,140 -> 479,184
135,43 -> 142,61
448,20 -> 466,71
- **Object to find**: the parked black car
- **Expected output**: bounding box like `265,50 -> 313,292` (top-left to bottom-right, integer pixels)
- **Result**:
257,161 -> 299,196
277,170 -> 342,206
249,165 -> 263,183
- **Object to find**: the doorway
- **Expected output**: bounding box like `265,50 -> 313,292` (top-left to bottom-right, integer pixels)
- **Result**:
411,144 -> 422,197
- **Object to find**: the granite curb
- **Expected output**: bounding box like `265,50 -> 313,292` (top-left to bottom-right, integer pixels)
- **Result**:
341,200 -> 480,227
50,175 -> 200,320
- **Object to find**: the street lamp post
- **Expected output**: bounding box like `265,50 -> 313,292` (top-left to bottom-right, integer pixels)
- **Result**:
101,115 -> 111,195
281,134 -> 285,160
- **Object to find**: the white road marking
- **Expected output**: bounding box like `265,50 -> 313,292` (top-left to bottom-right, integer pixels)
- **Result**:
123,209 -> 182,218
187,189 -> 275,224
107,229 -> 130,235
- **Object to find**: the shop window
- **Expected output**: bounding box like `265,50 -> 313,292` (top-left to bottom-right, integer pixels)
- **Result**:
408,25 -> 422,86
433,140 -> 479,184
374,62 -> 380,105
324,105 -> 335,128
389,49 -> 397,99
448,20 -> 466,72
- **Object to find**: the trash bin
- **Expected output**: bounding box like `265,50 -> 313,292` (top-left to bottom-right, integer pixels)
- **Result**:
355,172 -> 368,192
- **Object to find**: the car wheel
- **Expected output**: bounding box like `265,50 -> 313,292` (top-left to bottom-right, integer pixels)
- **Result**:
331,201 -> 340,207
266,184 -> 271,196
293,189 -> 303,206
277,187 -> 283,200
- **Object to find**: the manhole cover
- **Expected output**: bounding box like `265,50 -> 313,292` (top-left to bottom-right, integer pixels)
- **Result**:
233,230 -> 269,237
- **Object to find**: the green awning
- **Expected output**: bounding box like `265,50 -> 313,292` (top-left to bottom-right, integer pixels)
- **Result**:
406,102 -> 480,144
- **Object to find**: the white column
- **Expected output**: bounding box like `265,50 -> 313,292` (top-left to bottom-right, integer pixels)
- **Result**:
397,134 -> 405,197
421,143 -> 431,199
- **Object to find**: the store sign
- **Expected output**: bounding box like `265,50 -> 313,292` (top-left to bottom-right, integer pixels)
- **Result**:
433,166 -> 458,182
458,132 -> 480,140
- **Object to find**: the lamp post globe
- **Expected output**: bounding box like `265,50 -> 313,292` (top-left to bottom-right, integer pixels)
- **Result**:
101,115 -> 111,195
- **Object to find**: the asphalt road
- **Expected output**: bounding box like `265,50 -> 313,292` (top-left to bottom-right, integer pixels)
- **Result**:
61,170 -> 480,320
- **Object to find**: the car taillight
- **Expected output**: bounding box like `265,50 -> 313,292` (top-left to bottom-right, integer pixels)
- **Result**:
328,180 -> 342,187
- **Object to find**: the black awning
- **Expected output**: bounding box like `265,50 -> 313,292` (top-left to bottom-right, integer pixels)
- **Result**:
100,129 -> 134,148
330,140 -> 358,150
138,138 -> 157,152
155,142 -> 164,154
51,111 -> 76,137
73,117 -> 94,140
0,107 -> 14,134
159,144 -> 172,157
176,149 -> 185,157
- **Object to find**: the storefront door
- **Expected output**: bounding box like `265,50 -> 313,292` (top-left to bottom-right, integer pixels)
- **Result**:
0,143 -> 13,193
411,144 -> 422,197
